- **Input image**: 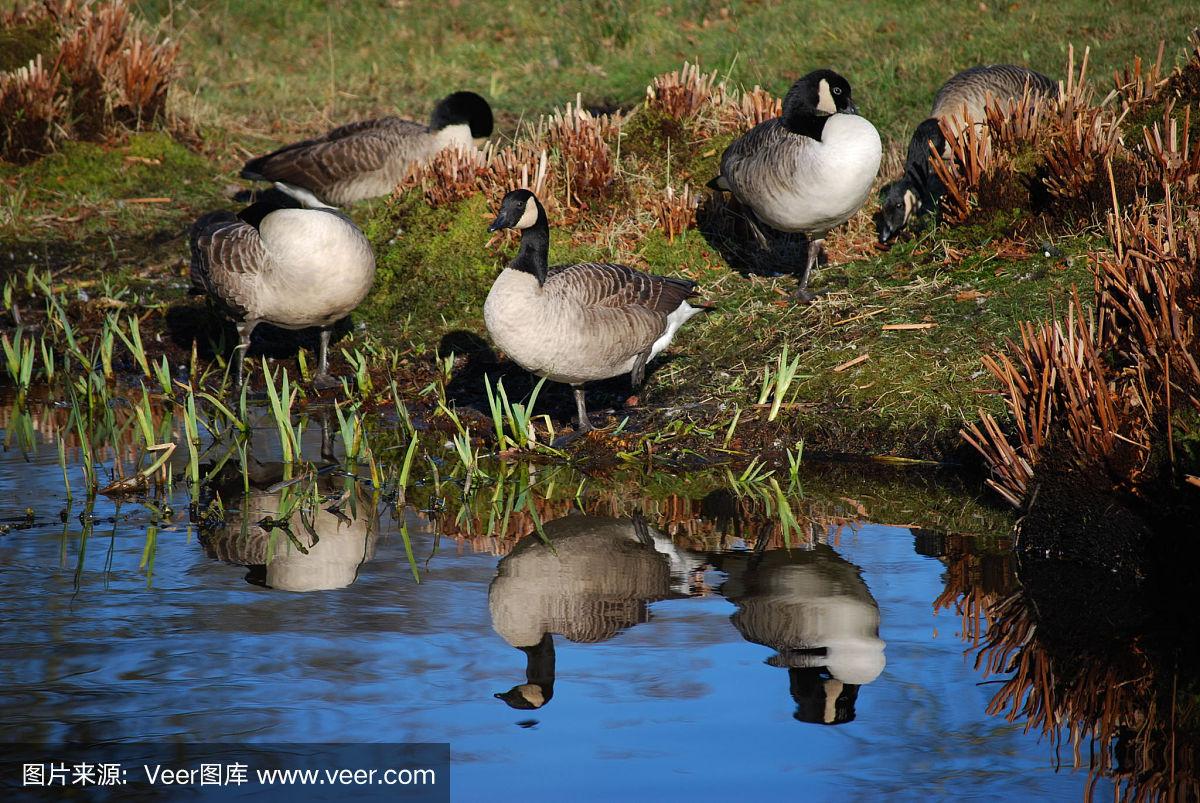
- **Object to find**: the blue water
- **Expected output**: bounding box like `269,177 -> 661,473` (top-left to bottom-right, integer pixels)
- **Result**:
0,422 -> 1099,801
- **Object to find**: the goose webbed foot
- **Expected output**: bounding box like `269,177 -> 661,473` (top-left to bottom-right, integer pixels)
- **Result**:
550,386 -> 596,448
312,328 -> 339,390
792,237 -> 825,303
312,372 -> 341,391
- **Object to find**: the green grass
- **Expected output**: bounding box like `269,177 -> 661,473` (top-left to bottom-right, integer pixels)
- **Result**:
3,0 -> 1197,462
134,0 -> 1198,146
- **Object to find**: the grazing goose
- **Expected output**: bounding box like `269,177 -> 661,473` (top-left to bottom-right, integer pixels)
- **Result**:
489,514 -> 673,709
876,65 -> 1058,242
241,91 -> 494,208
715,543 -> 885,724
708,69 -> 882,300
484,189 -> 703,434
189,197 -> 376,389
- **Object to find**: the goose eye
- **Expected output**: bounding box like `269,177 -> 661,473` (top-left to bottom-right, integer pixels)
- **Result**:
833,87 -> 842,95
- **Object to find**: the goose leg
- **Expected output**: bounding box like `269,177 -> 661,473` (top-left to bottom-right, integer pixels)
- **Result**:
233,320 -> 257,392
742,208 -> 771,250
573,385 -> 594,433
313,328 -> 339,390
550,385 -> 595,448
794,237 -> 824,303
319,407 -> 336,463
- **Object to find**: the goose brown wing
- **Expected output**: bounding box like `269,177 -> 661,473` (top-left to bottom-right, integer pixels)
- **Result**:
547,262 -> 696,314
189,213 -> 270,319
240,117 -> 426,191
544,262 -> 696,365
717,119 -> 796,198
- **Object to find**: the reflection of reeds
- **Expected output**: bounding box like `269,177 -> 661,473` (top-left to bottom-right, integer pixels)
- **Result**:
969,587 -> 1198,801
431,464 -> 863,557
930,534 -> 1015,646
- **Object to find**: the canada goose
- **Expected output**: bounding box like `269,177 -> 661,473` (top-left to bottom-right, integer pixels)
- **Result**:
484,189 -> 703,434
716,543 -> 885,724
708,69 -> 882,301
189,197 -> 376,390
199,464 -> 379,592
241,91 -> 494,208
876,65 -> 1057,243
488,514 -> 674,709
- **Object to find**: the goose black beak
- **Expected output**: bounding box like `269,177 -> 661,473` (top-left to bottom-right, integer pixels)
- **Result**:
487,211 -> 512,232
487,218 -> 505,232
844,102 -> 860,116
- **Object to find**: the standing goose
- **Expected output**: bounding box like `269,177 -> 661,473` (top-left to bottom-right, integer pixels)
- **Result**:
241,91 -> 494,208
484,189 -> 703,435
708,69 -> 882,300
876,65 -> 1058,242
189,197 -> 376,389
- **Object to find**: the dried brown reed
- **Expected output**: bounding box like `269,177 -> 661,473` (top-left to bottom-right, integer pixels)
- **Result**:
539,95 -> 616,206
1110,42 -> 1167,112
0,54 -> 64,162
0,0 -> 178,162
645,61 -> 725,122
649,183 -> 698,241
930,46 -> 1131,224
399,145 -> 486,207
728,85 -> 782,130
962,191 -> 1200,506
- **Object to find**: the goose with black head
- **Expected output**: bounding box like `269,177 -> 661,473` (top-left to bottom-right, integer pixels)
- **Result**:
483,189 -> 703,435
876,65 -> 1057,243
241,91 -> 494,208
709,69 -> 882,300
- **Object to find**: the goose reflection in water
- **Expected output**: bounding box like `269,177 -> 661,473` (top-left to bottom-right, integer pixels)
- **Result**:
200,461 -> 378,592
489,513 -> 704,710
716,542 -> 885,725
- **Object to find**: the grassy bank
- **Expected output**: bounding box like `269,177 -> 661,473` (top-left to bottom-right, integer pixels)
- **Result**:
2,0 -> 1199,468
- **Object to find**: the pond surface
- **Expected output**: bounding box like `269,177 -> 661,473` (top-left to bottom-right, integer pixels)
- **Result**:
0,399 -> 1188,800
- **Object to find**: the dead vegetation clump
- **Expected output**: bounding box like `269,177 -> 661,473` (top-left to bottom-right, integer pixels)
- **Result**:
962,194 -> 1200,507
394,61 -> 785,247
0,0 -> 178,163
645,61 -> 726,124
0,54 -> 64,161
398,145 -> 486,207
955,41 -> 1200,508
932,47 -> 1133,227
649,183 -> 698,242
538,96 -> 617,206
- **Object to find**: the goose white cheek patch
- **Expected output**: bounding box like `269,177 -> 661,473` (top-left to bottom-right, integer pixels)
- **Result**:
515,201 -> 539,229
817,80 -> 837,115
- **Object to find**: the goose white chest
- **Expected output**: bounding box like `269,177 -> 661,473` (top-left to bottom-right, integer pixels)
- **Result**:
484,268 -> 618,385
752,114 -> 882,235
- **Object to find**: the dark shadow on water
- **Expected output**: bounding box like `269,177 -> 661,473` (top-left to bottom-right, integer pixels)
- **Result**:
959,476 -> 1200,800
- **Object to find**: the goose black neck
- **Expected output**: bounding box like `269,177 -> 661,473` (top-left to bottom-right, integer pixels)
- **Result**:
511,212 -> 550,286
784,112 -> 829,141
